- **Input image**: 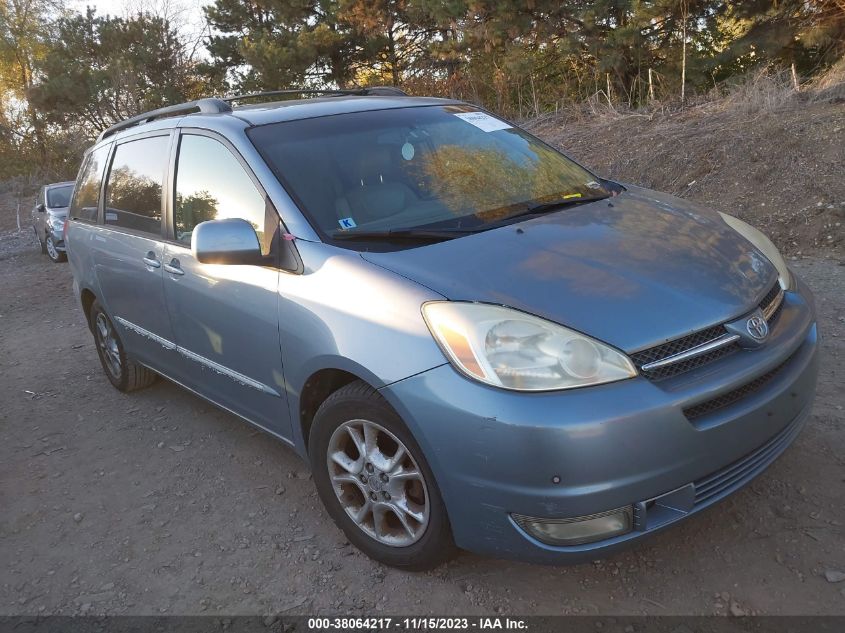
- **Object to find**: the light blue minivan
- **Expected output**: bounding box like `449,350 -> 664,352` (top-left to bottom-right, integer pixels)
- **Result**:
66,89 -> 818,569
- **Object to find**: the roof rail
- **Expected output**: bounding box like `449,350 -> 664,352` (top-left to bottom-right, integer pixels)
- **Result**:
95,88 -> 410,142
223,86 -> 408,104
96,98 -> 232,142
362,86 -> 409,96
223,89 -> 360,104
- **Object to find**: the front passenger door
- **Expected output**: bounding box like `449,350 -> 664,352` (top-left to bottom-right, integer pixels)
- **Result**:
162,132 -> 291,437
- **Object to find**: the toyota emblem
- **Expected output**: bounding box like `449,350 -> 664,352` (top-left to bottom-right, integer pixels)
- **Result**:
746,315 -> 769,340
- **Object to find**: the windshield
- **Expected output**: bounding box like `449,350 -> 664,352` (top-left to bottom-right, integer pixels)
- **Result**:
47,184 -> 73,208
248,105 -> 609,247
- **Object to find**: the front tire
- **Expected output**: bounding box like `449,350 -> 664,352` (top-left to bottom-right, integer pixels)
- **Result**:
89,300 -> 157,392
46,235 -> 66,263
309,381 -> 456,570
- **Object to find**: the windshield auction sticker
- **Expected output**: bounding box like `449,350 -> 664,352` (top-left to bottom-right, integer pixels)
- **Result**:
453,111 -> 512,132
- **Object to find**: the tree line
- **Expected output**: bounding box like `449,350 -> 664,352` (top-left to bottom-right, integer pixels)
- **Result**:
1,0 -> 843,182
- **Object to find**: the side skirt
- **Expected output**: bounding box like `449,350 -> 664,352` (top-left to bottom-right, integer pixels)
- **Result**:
138,361 -> 299,452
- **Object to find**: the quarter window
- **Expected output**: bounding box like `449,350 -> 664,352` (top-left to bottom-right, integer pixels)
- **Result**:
70,144 -> 111,222
174,134 -> 270,253
104,135 -> 169,235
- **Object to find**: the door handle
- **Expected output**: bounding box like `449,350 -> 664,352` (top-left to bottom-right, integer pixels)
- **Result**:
142,252 -> 161,268
163,258 -> 184,276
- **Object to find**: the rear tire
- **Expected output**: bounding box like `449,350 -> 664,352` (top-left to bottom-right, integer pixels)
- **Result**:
309,380 -> 456,570
89,300 -> 157,392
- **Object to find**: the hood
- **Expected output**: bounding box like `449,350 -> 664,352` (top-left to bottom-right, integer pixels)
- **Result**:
362,186 -> 777,352
47,207 -> 68,219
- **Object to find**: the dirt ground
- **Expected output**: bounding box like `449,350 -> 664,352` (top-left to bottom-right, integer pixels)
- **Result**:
1,221 -> 844,616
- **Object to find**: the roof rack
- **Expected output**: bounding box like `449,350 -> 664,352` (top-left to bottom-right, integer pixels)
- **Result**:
223,86 -> 408,104
95,86 -> 409,142
361,86 -> 408,96
97,98 -> 232,142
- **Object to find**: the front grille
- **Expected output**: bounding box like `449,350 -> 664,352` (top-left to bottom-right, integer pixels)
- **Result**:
641,344 -> 738,380
631,281 -> 784,381
630,325 -> 726,367
693,412 -> 804,505
767,298 -> 785,325
683,355 -> 791,420
631,325 -> 732,381
759,283 -> 785,325
758,283 -> 780,315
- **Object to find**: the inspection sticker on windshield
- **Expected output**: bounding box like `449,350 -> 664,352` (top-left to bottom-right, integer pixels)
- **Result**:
453,112 -> 512,132
338,217 -> 357,230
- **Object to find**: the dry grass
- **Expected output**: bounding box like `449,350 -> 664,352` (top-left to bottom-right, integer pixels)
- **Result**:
530,65 -> 845,124
717,69 -> 800,114
807,58 -> 845,103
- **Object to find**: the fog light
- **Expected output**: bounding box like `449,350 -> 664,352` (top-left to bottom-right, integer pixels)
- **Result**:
513,506 -> 633,546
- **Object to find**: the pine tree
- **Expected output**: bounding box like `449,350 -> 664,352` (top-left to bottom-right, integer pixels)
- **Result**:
204,0 -> 365,91
31,8 -> 211,131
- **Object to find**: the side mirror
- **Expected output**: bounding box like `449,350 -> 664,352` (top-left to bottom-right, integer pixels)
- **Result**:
36,203 -> 46,213
192,218 -> 263,265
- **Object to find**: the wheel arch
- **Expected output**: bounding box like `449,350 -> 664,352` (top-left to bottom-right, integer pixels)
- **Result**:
80,288 -> 97,333
291,352 -> 442,458
297,368 -> 365,454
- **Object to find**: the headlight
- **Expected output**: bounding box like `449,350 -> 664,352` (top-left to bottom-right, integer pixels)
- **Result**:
719,212 -> 793,290
50,218 -> 65,232
422,302 -> 637,391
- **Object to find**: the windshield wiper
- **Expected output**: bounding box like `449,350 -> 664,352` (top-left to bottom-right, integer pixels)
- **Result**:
507,195 -> 609,220
331,227 -> 472,241
331,196 -> 608,242
452,195 -> 610,233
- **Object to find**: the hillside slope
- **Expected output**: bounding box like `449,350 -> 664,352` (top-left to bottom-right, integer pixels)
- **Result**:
526,99 -> 844,256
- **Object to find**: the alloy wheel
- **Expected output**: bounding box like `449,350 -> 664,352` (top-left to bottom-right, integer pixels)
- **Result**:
95,313 -> 122,379
326,418 -> 430,546
46,236 -> 58,260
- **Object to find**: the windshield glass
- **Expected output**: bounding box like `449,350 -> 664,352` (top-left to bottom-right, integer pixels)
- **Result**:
47,185 -> 73,208
248,105 -> 609,245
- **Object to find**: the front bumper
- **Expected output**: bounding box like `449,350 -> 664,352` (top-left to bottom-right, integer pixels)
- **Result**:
47,228 -> 66,251
381,276 -> 819,564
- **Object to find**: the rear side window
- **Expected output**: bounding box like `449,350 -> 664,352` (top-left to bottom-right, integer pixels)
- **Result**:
173,134 -> 271,254
104,135 -> 169,236
70,145 -> 110,222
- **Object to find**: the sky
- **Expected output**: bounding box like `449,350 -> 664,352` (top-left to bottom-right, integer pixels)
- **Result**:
69,0 -> 210,17
67,0 -> 212,42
